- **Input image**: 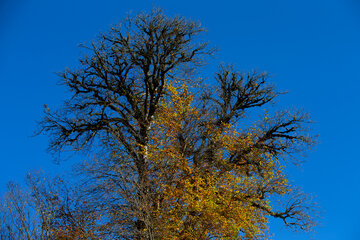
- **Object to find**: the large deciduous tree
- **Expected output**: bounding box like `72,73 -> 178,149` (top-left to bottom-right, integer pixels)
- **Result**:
38,8 -> 317,239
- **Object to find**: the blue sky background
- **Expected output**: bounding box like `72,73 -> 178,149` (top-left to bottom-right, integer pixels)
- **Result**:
1,0 -> 359,239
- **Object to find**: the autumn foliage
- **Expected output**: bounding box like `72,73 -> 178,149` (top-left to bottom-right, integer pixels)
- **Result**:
147,80 -> 310,239
0,9 -> 317,240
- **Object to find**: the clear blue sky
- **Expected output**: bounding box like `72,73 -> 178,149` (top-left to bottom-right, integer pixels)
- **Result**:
1,0 -> 359,239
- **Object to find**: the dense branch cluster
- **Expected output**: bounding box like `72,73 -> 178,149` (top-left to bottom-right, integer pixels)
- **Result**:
0,9 -> 317,239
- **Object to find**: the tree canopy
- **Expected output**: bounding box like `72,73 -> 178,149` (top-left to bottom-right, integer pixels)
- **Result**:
0,9 -> 317,240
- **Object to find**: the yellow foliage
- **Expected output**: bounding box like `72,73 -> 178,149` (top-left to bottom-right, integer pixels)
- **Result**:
145,82 -> 288,239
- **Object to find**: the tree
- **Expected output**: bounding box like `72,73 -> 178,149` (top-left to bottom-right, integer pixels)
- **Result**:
38,8 -> 317,239
0,182 -> 39,240
26,172 -> 102,239
0,172 -> 102,240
